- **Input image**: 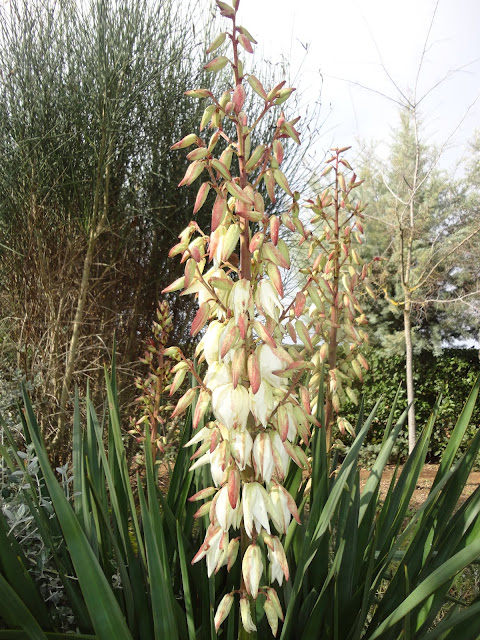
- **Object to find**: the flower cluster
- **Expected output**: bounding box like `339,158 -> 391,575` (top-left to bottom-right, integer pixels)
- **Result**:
163,0 -> 367,634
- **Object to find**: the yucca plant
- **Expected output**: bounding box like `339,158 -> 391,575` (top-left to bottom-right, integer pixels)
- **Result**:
2,0 -> 480,638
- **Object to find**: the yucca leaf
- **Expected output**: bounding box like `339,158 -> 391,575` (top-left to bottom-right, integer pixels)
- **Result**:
177,520 -> 197,640
369,539 -> 480,639
0,510 -> 52,629
0,572 -> 49,639
423,600 -> 480,639
21,387 -> 134,640
433,375 -> 480,490
138,483 -> 178,640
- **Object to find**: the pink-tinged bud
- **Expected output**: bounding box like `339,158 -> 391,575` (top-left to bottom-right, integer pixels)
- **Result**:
264,599 -> 279,637
222,224 -> 240,262
238,312 -> 247,340
295,319 -> 313,353
236,208 -> 263,222
178,161 -> 205,187
193,501 -> 212,518
232,83 -> 246,113
282,120 -> 301,145
168,241 -> 187,258
267,263 -> 284,298
273,169 -> 293,196
227,467 -> 240,509
204,56 -> 229,72
162,276 -> 185,294
219,146 -> 233,170
247,352 -> 261,394
214,593 -> 234,631
211,158 -> 232,181
206,31 -> 226,55
252,319 -> 276,349
240,596 -> 257,632
262,242 -> 289,269
273,139 -> 284,165
220,324 -> 239,359
193,182 -> 211,215
264,169 -> 276,203
186,147 -> 209,162
238,33 -> 253,53
294,291 -> 306,317
242,544 -> 263,598
185,88 -> 213,99
225,180 -> 254,205
267,80 -> 286,102
169,368 -> 187,396
184,258 -> 196,288
189,486 -> 217,503
215,0 -> 236,17
189,244 -> 202,263
283,440 -> 309,471
247,74 -> 267,100
170,133 -> 198,150
171,387 -> 197,418
269,216 -> 280,246
231,346 -> 246,389
245,144 -> 266,172
276,405 -> 289,441
300,385 -> 311,415
191,302 -> 210,337
162,346 -> 181,360
249,231 -> 265,253
227,537 -> 239,572
275,87 -> 295,105
211,194 -> 227,232
357,353 -> 369,370
286,321 -> 297,344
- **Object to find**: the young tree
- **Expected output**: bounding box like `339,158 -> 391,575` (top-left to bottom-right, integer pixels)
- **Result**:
360,107 -> 480,453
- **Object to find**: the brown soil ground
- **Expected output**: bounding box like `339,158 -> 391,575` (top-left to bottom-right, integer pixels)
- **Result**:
359,464 -> 480,510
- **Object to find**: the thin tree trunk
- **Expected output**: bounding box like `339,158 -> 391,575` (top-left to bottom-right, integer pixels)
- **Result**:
403,298 -> 416,453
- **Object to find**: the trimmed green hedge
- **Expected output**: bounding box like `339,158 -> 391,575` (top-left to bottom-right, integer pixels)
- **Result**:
343,348 -> 480,463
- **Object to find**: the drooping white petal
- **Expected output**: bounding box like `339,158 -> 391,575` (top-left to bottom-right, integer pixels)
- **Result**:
257,344 -> 285,387
242,544 -> 263,598
205,361 -> 232,391
243,482 -> 271,538
249,380 -> 276,428
253,432 -> 274,484
230,430 -> 253,471
255,279 -> 282,320
230,278 -> 252,324
212,383 -> 249,430
270,431 -> 290,478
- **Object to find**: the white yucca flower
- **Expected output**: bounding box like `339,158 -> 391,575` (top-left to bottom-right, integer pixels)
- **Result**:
255,279 -> 282,320
257,343 -> 285,386
212,382 -> 249,430
249,380 -> 277,428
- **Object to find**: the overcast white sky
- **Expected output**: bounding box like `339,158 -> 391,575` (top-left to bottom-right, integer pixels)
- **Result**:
226,0 -> 480,172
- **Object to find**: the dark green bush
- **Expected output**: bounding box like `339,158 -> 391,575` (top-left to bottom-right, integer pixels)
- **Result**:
343,348 -> 480,462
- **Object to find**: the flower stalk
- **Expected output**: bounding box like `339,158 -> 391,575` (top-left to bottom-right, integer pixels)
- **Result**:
165,0 -> 369,634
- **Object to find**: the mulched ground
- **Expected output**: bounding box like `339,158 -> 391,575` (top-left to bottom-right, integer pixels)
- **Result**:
359,464 -> 480,510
